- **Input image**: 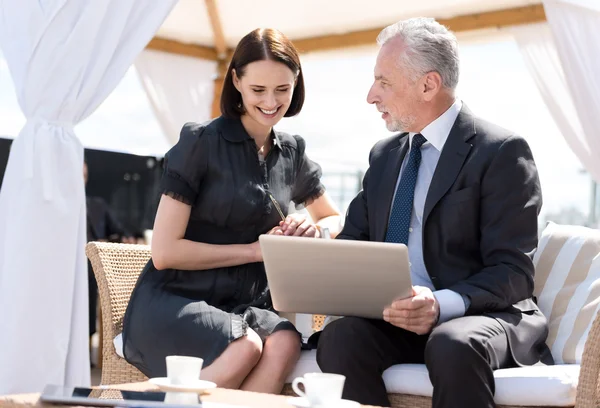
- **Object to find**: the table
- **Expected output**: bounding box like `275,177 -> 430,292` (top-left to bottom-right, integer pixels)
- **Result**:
0,382 -> 381,408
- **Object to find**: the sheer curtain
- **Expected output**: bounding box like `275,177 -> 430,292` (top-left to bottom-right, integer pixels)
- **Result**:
0,0 -> 177,394
135,49 -> 216,145
513,0 -> 600,182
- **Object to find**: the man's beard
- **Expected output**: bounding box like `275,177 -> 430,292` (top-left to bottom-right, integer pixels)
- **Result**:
386,114 -> 417,132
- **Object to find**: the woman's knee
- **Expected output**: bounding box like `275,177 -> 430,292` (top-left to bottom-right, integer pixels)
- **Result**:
263,330 -> 301,361
232,327 -> 263,368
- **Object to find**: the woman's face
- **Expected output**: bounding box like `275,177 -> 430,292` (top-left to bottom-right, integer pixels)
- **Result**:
233,59 -> 297,128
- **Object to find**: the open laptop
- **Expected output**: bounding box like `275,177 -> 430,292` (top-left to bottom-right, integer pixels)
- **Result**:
259,234 -> 412,319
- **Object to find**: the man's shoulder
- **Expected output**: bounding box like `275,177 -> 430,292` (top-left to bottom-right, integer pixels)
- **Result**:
471,114 -> 528,152
463,113 -> 537,176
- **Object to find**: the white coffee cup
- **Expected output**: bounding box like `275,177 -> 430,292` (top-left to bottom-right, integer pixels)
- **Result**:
292,373 -> 346,406
166,355 -> 203,385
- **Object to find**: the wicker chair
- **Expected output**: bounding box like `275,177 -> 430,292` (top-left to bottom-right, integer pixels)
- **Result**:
85,241 -> 327,386
86,242 -> 149,385
87,242 -> 600,407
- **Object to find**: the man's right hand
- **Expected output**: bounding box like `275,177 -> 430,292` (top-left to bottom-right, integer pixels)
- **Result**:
383,286 -> 440,335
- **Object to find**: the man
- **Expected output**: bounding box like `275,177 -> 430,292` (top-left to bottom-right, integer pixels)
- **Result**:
316,18 -> 552,408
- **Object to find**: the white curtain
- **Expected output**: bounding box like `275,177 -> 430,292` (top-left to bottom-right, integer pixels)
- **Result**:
134,50 -> 216,145
0,0 -> 177,394
513,1 -> 600,183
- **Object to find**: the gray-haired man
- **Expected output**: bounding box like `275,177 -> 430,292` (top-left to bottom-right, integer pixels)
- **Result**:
316,18 -> 552,408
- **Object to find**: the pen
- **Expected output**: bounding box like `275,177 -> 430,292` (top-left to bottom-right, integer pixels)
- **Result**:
268,193 -> 286,221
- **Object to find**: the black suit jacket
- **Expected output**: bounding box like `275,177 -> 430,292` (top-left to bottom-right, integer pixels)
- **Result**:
339,106 -> 553,366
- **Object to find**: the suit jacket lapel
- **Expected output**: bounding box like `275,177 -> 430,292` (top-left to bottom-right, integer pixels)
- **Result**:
423,107 -> 476,225
375,133 -> 409,242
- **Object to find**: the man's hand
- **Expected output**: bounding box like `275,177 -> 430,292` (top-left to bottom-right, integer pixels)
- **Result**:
383,286 -> 440,335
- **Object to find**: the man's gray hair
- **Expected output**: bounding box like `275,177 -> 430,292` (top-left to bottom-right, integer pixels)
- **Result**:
377,17 -> 460,89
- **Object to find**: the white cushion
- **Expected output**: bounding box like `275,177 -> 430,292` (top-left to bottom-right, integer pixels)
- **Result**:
114,337 -> 578,405
533,222 -> 600,364
286,350 -> 579,407
114,333 -> 124,358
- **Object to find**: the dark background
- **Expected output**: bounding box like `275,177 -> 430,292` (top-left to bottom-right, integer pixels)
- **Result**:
0,137 -> 163,237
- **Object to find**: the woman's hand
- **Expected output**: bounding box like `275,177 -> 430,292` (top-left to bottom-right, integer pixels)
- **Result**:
249,225 -> 287,262
279,213 -> 320,238
267,225 -> 285,236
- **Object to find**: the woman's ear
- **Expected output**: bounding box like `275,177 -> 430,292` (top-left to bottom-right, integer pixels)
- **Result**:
232,69 -> 241,92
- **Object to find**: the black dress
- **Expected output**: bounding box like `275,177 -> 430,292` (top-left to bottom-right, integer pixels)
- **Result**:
122,116 -> 325,377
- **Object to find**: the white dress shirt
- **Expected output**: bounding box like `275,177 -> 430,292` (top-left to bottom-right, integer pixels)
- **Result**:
392,99 -> 468,324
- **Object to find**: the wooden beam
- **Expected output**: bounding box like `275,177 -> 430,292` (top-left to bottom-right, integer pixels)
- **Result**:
204,0 -> 229,117
440,4 -> 546,33
146,4 -> 546,60
293,4 -> 546,53
204,0 -> 228,60
146,37 -> 218,60
211,58 -> 229,118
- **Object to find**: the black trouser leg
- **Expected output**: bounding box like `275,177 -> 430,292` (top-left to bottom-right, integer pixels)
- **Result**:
316,317 -> 427,407
88,260 -> 98,337
425,315 -> 513,408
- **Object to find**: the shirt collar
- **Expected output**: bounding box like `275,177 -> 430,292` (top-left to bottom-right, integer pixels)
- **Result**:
409,99 -> 462,152
219,116 -> 282,150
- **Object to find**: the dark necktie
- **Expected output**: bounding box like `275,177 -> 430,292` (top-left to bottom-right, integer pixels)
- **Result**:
385,133 -> 427,244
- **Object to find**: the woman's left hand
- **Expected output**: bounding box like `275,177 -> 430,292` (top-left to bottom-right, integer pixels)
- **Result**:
279,213 -> 320,238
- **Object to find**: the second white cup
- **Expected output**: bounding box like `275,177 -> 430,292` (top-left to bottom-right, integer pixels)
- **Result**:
292,372 -> 346,406
165,355 -> 203,385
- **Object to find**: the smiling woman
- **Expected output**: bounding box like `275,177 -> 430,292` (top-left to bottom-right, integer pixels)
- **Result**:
121,27 -> 341,396
221,28 -> 305,151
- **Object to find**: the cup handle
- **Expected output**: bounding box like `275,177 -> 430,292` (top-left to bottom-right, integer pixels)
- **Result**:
292,377 -> 307,398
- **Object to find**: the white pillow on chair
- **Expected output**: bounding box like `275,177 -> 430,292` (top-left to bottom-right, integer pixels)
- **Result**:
533,222 -> 600,364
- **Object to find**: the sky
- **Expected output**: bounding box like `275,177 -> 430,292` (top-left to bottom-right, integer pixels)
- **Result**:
0,35 -> 593,220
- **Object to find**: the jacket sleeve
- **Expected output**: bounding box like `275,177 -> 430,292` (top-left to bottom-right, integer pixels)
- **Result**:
449,135 -> 542,313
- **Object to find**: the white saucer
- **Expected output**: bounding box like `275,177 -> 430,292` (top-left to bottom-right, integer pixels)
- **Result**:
148,377 -> 217,393
286,396 -> 360,408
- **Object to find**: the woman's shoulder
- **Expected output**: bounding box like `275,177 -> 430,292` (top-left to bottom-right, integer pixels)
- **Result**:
274,130 -> 307,152
179,118 -> 221,140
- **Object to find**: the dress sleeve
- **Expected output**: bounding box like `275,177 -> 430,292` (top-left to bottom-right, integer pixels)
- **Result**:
160,123 -> 210,205
291,135 -> 326,207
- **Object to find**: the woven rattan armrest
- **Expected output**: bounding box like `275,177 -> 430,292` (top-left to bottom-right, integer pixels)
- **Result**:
575,310 -> 600,408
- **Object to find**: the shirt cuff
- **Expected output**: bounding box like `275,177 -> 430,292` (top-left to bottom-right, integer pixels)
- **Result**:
433,289 -> 467,324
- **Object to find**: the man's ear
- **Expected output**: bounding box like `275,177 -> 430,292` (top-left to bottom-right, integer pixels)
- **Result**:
422,71 -> 442,102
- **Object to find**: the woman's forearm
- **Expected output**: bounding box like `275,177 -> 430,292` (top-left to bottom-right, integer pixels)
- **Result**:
316,215 -> 343,238
152,239 -> 258,271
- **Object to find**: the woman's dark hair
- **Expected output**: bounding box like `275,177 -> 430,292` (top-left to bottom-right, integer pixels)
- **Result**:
220,28 -> 305,118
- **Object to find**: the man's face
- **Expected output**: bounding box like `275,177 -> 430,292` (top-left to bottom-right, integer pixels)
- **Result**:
367,38 -> 423,133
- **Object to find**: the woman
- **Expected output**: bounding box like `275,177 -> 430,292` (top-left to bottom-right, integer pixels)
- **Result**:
122,28 -> 341,394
